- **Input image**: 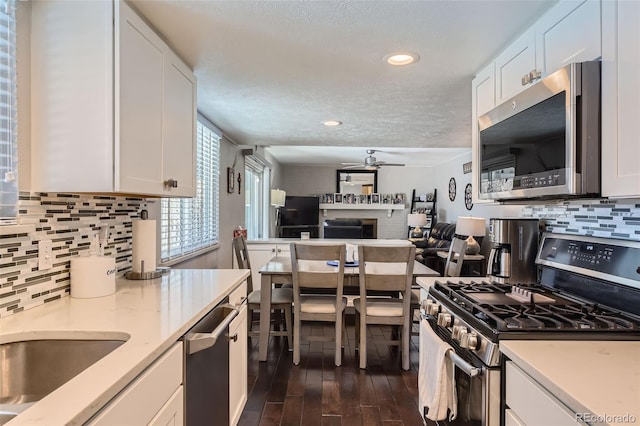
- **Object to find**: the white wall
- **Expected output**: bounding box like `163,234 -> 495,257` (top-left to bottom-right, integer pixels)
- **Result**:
281,165 -> 434,239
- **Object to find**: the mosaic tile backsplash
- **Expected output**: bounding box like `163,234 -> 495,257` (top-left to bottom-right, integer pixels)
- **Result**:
522,199 -> 640,241
0,192 -> 146,318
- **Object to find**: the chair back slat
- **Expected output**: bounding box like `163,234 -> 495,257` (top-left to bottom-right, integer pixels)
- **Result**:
356,245 -> 413,263
232,235 -> 253,293
444,237 -> 468,277
357,245 -> 415,296
291,243 -> 346,290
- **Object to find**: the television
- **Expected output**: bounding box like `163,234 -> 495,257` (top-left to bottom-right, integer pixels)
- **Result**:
279,196 -> 320,227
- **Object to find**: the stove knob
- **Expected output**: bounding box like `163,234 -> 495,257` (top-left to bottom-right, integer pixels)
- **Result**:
451,325 -> 465,341
437,313 -> 452,327
460,331 -> 479,350
428,303 -> 441,316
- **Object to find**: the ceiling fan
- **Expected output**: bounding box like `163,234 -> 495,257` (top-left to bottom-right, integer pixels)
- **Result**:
340,149 -> 405,170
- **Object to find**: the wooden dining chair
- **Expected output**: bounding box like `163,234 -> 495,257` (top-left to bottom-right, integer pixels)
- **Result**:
444,237 -> 468,277
353,245 -> 415,370
290,242 -> 347,367
409,237 -> 468,336
232,236 -> 293,349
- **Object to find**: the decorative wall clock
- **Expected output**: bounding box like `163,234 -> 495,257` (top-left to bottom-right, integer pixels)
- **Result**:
448,177 -> 456,201
465,183 -> 473,210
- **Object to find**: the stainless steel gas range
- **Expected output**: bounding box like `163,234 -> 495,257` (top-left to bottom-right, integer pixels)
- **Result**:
420,233 -> 640,426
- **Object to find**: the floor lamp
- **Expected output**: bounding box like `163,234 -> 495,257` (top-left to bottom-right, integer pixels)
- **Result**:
271,189 -> 286,237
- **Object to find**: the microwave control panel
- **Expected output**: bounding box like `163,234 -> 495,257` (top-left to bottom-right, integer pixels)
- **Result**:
515,169 -> 566,189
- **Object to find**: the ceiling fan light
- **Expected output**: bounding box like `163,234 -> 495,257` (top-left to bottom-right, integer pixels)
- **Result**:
322,120 -> 342,127
384,52 -> 420,66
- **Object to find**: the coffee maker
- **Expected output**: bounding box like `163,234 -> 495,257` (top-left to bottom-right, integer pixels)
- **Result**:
487,218 -> 540,283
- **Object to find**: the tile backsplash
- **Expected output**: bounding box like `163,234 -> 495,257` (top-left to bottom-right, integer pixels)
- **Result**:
522,199 -> 640,241
0,192 -> 146,318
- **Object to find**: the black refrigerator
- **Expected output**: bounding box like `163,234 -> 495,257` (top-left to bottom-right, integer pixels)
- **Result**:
277,196 -> 320,238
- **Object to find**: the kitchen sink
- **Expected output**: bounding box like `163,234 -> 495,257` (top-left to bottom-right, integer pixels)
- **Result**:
0,338 -> 127,422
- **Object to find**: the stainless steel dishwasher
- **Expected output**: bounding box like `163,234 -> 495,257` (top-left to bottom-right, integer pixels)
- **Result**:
183,297 -> 242,425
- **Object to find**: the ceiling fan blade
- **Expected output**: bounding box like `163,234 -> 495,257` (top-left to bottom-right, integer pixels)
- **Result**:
378,163 -> 405,167
340,162 -> 363,165
341,164 -> 365,169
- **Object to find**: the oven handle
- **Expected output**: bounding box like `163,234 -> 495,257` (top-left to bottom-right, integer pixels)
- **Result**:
448,350 -> 482,377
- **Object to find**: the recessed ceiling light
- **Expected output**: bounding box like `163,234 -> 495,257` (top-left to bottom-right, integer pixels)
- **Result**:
322,120 -> 342,127
384,52 -> 420,66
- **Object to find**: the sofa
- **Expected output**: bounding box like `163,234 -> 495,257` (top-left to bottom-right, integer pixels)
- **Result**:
413,222 -> 457,270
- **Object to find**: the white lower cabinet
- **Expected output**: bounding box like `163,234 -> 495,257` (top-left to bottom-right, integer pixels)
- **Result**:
88,342 -> 183,425
229,303 -> 248,426
148,386 -> 184,426
505,361 -> 584,426
236,243 -> 290,286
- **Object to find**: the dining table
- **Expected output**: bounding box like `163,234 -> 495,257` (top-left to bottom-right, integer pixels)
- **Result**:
257,256 -> 440,361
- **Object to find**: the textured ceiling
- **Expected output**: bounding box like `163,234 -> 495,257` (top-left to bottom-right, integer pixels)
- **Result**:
129,0 -> 556,165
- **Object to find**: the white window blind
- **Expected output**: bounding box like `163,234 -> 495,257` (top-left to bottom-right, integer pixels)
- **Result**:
0,0 -> 17,224
160,118 -> 220,262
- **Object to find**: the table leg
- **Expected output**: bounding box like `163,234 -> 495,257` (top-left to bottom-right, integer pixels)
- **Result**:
259,273 -> 272,361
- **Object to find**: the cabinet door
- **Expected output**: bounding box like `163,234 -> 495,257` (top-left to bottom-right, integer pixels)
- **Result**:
88,343 -> 183,425
162,52 -> 197,197
229,304 -> 248,426
471,63 -> 496,204
495,30 -> 536,104
535,0 -> 601,75
117,1 -> 164,195
148,386 -> 184,426
602,0 -> 640,197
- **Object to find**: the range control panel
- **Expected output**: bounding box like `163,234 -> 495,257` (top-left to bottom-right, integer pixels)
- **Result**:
537,235 -> 640,283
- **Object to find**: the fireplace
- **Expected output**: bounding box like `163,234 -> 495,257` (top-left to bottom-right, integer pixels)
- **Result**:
336,217 -> 377,239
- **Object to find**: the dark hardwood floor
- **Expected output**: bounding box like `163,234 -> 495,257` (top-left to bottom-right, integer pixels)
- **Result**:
238,316 -> 424,426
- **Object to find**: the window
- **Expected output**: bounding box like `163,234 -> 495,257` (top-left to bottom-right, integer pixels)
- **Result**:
244,156 -> 269,239
160,116 -> 220,262
0,0 -> 17,224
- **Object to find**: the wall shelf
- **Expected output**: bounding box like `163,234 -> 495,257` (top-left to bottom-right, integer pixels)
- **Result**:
319,203 -> 405,218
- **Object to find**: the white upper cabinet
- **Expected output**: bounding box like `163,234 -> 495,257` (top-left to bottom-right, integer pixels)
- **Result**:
495,30 -> 536,104
535,0 -> 601,75
471,63 -> 496,203
492,0 -> 601,105
601,0 -> 640,197
31,0 -> 196,197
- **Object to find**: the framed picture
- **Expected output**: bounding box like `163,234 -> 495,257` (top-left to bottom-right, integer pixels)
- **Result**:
334,193 -> 343,203
227,167 -> 235,193
393,193 -> 405,204
371,193 -> 380,204
325,193 -> 335,204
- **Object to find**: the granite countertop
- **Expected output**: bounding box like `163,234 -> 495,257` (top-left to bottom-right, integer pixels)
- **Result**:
0,268 -> 249,426
501,340 -> 640,425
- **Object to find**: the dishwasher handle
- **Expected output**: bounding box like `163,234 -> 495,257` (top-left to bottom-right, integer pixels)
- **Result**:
185,303 -> 240,355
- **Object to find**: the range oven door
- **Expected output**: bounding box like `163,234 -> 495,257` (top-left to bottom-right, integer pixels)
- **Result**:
420,320 -> 501,426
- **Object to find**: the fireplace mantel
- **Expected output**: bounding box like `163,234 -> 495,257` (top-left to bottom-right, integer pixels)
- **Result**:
318,203 -> 405,218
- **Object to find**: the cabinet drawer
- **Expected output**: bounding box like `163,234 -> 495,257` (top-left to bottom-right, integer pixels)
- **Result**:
505,361 -> 579,426
88,342 -> 183,425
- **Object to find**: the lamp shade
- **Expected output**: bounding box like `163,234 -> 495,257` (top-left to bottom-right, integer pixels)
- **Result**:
456,216 -> 486,237
271,189 -> 286,207
407,213 -> 428,228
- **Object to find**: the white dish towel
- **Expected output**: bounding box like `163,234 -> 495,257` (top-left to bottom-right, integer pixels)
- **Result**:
419,319 -> 457,422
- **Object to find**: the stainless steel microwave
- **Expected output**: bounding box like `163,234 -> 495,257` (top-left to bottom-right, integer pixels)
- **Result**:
478,61 -> 601,201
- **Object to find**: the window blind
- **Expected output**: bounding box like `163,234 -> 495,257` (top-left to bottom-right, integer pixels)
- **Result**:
0,0 -> 17,224
160,118 -> 220,262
